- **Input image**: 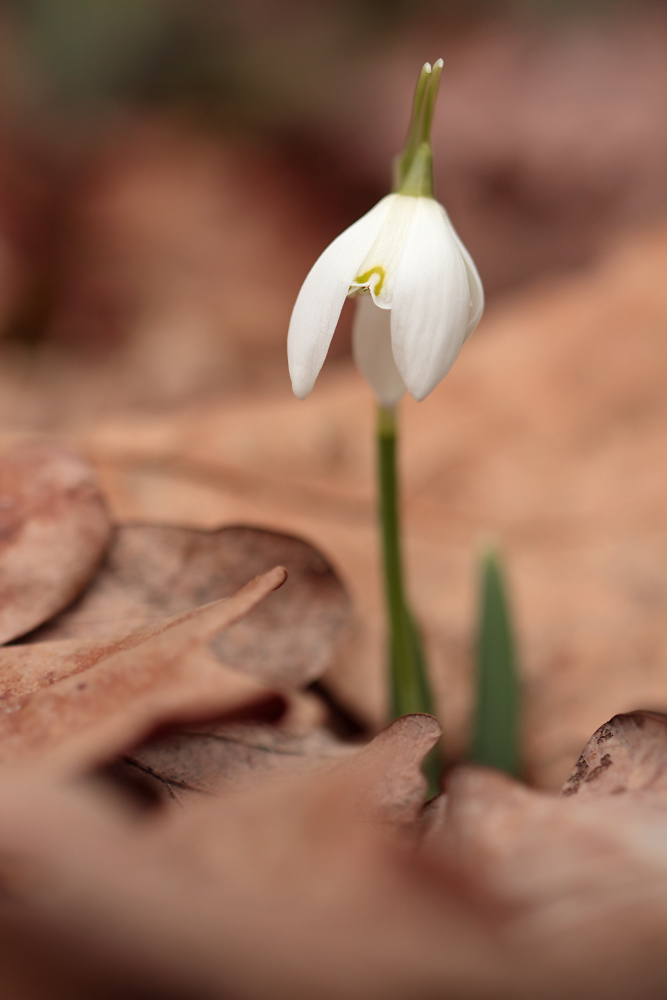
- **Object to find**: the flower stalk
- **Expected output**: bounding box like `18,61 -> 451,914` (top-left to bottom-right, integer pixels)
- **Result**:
377,405 -> 432,718
378,403 -> 440,795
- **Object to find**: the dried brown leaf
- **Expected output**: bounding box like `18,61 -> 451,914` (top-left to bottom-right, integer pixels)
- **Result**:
106,712 -> 437,811
0,443 -> 111,645
561,710 -> 667,797
113,723 -> 354,803
30,523 -> 350,689
333,713 -> 442,828
0,567 -> 288,772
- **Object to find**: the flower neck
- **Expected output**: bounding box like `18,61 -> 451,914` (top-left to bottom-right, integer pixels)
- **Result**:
397,143 -> 434,199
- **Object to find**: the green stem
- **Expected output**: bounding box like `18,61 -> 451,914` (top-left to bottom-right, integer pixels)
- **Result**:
377,405 -> 433,718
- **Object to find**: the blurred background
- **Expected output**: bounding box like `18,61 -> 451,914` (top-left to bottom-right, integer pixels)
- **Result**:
0,0 -> 666,421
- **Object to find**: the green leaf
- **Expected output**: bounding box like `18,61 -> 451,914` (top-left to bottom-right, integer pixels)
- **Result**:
469,547 -> 521,776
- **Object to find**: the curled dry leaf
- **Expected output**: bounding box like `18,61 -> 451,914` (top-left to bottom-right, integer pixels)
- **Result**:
113,723 -> 354,804
0,442 -> 111,645
105,712 -> 437,811
0,567 -> 288,773
334,713 -> 442,830
30,523 -> 351,689
562,710 -> 667,797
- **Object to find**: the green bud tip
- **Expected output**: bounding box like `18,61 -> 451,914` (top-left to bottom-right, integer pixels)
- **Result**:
393,58 -> 444,199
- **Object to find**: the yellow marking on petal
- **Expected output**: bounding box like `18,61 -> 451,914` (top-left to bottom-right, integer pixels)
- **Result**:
351,265 -> 386,296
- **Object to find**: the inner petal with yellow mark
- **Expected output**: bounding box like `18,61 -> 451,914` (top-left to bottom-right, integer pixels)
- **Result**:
348,194 -> 419,309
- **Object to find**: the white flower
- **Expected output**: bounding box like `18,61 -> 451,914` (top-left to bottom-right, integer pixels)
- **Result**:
287,191 -> 484,404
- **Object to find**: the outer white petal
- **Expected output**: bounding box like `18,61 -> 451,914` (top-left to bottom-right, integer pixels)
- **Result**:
287,196 -> 393,399
391,198 -> 469,401
441,205 -> 484,340
352,292 -> 405,407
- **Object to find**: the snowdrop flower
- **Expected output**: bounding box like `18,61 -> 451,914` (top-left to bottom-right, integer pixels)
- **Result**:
288,60 -> 484,404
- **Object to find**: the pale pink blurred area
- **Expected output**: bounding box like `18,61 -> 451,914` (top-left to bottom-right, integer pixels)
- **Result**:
311,7 -> 667,293
0,0 -> 665,420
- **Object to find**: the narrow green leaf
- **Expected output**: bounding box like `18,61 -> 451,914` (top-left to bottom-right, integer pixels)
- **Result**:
469,547 -> 521,776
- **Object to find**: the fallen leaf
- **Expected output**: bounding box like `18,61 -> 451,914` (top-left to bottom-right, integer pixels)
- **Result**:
562,710 -> 667,797
29,523 -> 351,689
0,567 -> 288,772
111,723 -> 354,804
333,713 -> 442,829
0,442 -> 111,645
112,711 -> 438,814
8,520 -> 356,807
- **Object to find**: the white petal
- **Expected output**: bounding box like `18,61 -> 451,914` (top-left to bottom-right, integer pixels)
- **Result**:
391,198 -> 470,401
288,196 -> 393,399
441,205 -> 484,340
348,194 -> 418,309
352,292 -> 405,407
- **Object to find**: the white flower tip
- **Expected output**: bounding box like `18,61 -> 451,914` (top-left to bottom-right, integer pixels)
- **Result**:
422,61 -> 432,74
404,356 -> 458,402
404,378 -> 433,403
433,58 -> 444,70
289,374 -> 312,401
416,386 -> 437,403
288,356 -> 315,400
